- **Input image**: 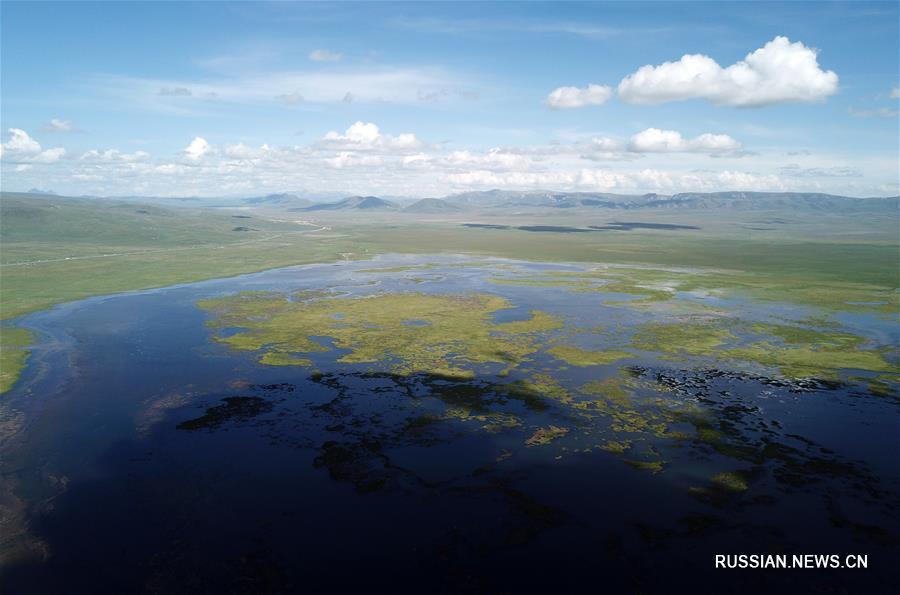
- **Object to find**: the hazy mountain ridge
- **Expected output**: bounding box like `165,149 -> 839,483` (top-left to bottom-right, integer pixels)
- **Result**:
8,189 -> 898,213
303,195 -> 398,211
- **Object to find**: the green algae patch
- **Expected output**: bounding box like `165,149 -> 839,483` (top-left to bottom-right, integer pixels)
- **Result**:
525,425 -> 569,447
199,291 -> 562,378
547,345 -> 634,367
631,322 -> 735,358
0,328 -> 32,394
721,323 -> 897,379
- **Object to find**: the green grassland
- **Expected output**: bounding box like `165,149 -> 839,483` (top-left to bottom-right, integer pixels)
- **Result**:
1,192 -> 898,393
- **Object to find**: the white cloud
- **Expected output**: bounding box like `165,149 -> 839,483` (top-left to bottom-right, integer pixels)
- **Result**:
2,128 -> 41,154
546,84 -> 612,109
321,121 -> 423,151
3,123 -> 893,199
309,49 -> 343,62
0,128 -> 66,165
31,148 -> 66,164
443,148 -> 532,171
222,143 -> 272,159
891,86 -> 900,99
628,128 -> 742,154
44,118 -> 78,133
617,36 -> 838,107
325,152 -> 383,169
81,149 -> 150,162
442,168 -> 785,193
183,137 -> 211,161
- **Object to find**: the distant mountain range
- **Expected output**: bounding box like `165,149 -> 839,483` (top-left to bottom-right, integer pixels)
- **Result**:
440,190 -> 899,211
277,190 -> 899,213
11,188 -> 898,213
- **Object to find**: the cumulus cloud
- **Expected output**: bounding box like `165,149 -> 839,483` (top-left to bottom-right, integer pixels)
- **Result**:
2,128 -> 42,154
320,121 -> 422,151
183,137 -> 211,161
546,84 -> 612,109
628,128 -> 742,154
0,128 -> 66,164
31,148 -> 66,163
309,49 -> 343,62
617,36 -> 838,107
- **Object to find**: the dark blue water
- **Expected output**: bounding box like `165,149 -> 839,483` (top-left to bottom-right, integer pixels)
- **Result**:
1,255 -> 898,594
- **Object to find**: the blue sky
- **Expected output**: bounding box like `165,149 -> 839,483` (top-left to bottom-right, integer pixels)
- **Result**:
1,1 -> 898,197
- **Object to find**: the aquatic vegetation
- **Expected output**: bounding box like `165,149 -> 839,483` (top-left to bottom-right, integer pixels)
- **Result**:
525,425 -> 569,446
688,470 -> 753,506
0,327 -> 32,394
200,292 -> 563,379
506,373 -> 571,407
547,344 -> 634,367
599,440 -> 631,454
259,352 -> 314,367
711,470 -> 750,492
631,322 -> 735,358
625,460 -> 664,473
722,323 -> 896,379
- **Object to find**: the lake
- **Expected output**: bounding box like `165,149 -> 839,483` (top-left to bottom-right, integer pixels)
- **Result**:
1,254 -> 897,593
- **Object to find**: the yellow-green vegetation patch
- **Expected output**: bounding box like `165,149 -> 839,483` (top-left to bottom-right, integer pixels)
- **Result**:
493,310 -> 562,334
506,373 -> 572,407
525,425 -> 569,447
259,352 -> 315,367
547,344 -> 634,367
0,328 -> 32,394
599,440 -> 631,454
631,322 -> 735,358
722,323 -> 897,380
199,291 -> 562,378
712,470 -> 750,492
625,459 -> 664,473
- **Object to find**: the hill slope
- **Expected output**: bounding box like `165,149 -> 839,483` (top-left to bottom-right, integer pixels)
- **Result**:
304,195 -> 398,211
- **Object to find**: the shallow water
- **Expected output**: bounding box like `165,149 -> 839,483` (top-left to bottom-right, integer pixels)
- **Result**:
1,254 -> 898,594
